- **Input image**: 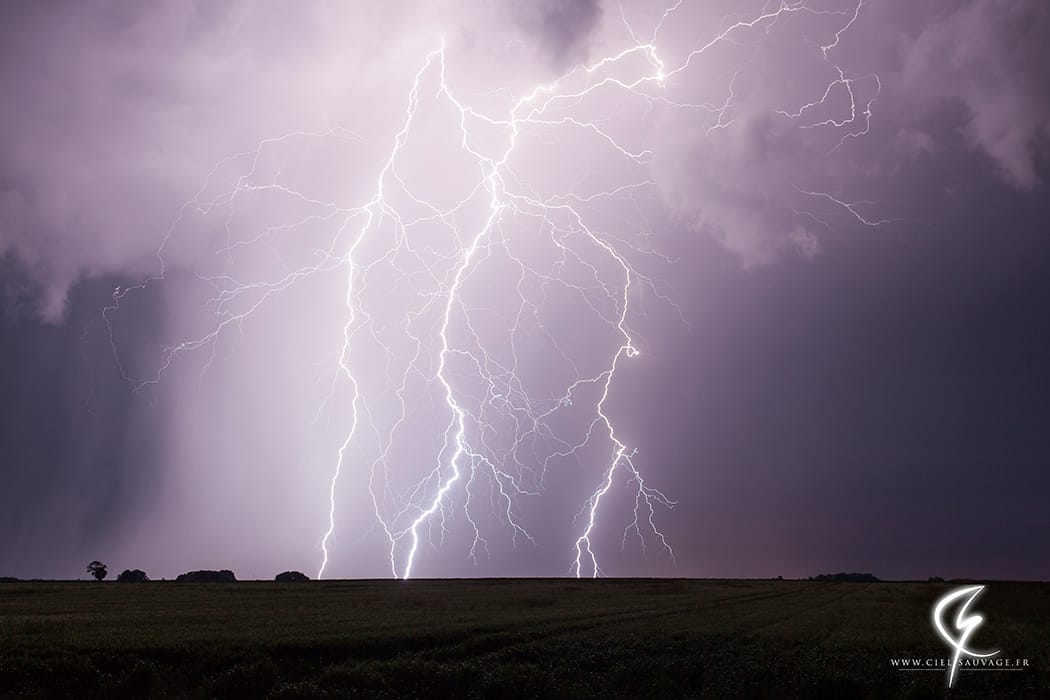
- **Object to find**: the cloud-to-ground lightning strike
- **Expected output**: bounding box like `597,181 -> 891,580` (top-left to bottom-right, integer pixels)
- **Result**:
104,1 -> 879,579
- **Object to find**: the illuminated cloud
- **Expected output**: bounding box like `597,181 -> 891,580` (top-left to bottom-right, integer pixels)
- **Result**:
0,0 -> 1047,580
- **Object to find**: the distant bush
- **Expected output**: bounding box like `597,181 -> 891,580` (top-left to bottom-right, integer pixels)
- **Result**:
117,569 -> 150,582
176,569 -> 237,583
0,576 -> 19,583
809,572 -> 879,583
275,571 -> 309,582
927,576 -> 944,583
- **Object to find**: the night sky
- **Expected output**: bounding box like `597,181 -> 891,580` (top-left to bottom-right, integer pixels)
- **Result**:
1,0 -> 1048,581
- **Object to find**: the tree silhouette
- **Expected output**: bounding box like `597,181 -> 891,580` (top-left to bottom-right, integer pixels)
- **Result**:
86,561 -> 107,581
117,568 -> 149,582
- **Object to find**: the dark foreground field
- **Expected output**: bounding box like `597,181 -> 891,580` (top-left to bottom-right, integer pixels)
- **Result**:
1,579 -> 1047,698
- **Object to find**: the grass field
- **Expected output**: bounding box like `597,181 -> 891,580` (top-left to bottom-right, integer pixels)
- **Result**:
1,579 -> 1047,698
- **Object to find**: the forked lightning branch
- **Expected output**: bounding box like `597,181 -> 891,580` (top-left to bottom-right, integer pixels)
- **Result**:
104,1 -> 878,579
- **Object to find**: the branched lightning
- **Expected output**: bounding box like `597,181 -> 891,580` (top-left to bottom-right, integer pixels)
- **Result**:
104,1 -> 881,579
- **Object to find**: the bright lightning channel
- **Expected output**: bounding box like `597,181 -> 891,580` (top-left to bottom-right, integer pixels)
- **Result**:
104,1 -> 879,580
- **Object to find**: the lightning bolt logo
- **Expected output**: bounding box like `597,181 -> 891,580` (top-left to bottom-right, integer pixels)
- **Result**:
933,585 -> 1000,688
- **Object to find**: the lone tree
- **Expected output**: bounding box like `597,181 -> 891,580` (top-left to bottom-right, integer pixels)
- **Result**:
86,561 -> 108,581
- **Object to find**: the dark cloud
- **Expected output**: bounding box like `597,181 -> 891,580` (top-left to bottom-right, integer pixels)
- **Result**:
0,258 -> 167,577
506,0 -> 603,66
890,0 -> 1050,189
651,0 -> 1050,267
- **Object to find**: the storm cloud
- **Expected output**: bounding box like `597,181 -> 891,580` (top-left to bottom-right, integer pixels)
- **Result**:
2,1 -> 1047,315
1,1 -> 1048,580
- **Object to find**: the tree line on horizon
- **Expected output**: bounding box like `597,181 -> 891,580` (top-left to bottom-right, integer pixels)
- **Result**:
0,565 -> 956,584
80,561 -> 310,582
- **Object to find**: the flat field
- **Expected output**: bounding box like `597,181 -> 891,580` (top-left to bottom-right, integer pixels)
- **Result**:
0,579 -> 1047,698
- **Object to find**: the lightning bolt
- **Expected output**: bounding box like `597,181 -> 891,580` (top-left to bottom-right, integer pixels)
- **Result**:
104,1 -> 879,579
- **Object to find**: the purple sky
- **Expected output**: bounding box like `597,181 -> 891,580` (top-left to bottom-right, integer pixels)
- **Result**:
1,0 -> 1048,581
